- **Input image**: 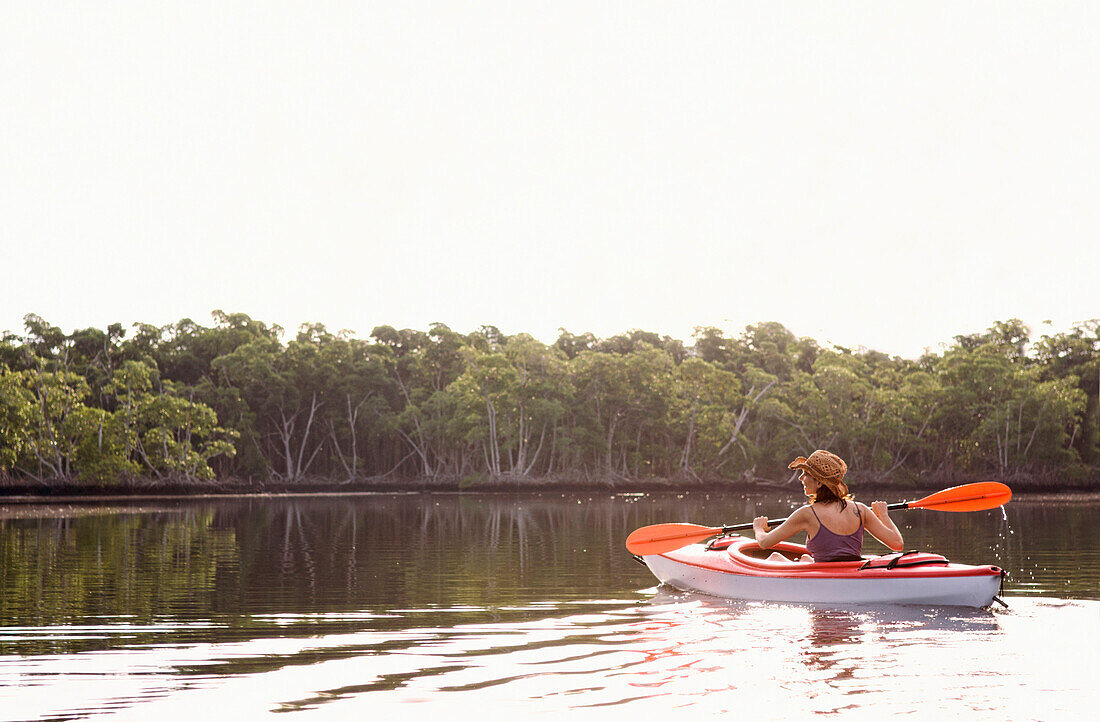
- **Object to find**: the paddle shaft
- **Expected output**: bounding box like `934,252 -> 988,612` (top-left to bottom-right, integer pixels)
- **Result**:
625,482 -> 1011,556
719,501 -> 908,533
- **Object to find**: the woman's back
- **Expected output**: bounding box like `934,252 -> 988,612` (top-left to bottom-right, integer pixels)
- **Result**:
806,501 -> 863,562
808,501 -> 862,536
754,450 -> 905,558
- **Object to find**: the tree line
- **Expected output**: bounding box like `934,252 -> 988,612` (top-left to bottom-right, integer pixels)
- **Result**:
1,312 -> 1097,488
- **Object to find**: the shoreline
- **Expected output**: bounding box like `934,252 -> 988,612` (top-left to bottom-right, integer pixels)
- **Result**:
1,489 -> 1099,505
1,471 -> 1097,504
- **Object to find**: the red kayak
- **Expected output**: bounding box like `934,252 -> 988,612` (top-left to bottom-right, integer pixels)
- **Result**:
638,534 -> 1004,608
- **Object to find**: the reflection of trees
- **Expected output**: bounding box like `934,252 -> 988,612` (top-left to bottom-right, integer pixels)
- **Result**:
231,494 -> 678,611
0,493 -> 1093,658
257,492 -> 1097,606
0,510 -> 238,632
0,493 -> 737,633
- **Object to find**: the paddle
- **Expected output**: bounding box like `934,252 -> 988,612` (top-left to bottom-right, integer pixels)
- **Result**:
625,481 -> 1012,556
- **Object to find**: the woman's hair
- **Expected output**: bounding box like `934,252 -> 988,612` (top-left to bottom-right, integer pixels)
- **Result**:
810,481 -> 853,510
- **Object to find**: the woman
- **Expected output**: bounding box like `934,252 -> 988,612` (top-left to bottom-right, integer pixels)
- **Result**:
752,450 -> 904,563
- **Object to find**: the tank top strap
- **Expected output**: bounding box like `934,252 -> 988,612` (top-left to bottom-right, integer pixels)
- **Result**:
809,505 -> 822,523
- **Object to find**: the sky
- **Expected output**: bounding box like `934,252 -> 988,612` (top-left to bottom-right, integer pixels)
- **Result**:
2,3 -> 1099,360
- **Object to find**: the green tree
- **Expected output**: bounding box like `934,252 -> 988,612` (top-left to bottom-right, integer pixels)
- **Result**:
16,369 -> 96,482
936,339 -> 1085,475
673,357 -> 743,476
1034,321 -> 1100,465
213,336 -> 328,481
0,367 -> 34,471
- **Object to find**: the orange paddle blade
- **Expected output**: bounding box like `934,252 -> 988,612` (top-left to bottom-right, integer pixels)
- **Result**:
908,481 -> 1012,512
625,523 -> 723,555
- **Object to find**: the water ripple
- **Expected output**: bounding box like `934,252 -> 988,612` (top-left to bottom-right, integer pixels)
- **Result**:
1,595 -> 1095,719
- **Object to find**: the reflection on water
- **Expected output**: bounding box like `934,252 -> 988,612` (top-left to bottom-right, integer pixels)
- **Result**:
0,509 -> 238,636
0,491 -> 1097,718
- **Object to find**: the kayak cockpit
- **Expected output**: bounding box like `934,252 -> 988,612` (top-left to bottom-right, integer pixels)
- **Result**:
704,535 -> 961,574
705,534 -> 863,568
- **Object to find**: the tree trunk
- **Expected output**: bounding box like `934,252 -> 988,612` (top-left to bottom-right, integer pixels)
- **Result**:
680,396 -> 698,470
523,424 -> 547,476
605,411 -> 619,471
718,380 -> 776,458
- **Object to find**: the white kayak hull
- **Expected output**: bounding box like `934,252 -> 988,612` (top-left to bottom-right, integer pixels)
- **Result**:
640,537 -> 1004,608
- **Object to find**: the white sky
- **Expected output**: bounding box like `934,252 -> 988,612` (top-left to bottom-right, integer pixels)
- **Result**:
2,3 -> 1099,359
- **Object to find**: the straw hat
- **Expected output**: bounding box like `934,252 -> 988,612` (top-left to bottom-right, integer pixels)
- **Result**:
788,449 -> 850,498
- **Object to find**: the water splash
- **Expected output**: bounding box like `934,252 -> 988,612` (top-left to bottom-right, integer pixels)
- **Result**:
993,504 -> 1015,579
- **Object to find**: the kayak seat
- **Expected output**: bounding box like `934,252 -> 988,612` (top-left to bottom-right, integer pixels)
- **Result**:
731,542 -> 868,571
743,548 -> 804,562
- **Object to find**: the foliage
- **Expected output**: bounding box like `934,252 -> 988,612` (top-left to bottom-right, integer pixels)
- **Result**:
1,312 -> 1097,487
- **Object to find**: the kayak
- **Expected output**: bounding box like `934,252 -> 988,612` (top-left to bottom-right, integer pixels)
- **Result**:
636,534 -> 1004,608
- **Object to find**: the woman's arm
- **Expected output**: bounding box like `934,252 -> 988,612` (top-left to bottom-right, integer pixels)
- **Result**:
753,506 -> 811,548
860,501 -> 904,551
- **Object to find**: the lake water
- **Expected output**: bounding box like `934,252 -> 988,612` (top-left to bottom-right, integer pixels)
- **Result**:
1,490 -> 1097,719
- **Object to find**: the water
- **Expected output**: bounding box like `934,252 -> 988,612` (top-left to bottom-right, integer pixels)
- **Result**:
0,491 -> 1097,719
